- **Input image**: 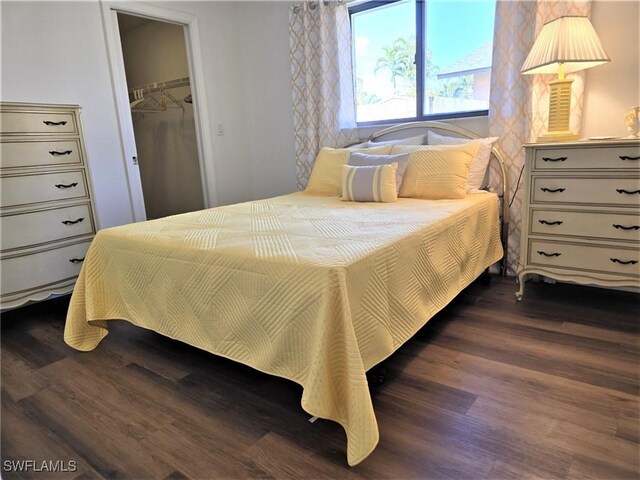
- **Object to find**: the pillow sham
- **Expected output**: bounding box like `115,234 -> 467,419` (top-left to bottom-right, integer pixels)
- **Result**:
341,163 -> 399,203
427,131 -> 498,191
304,145 -> 392,196
348,152 -> 410,194
391,143 -> 480,200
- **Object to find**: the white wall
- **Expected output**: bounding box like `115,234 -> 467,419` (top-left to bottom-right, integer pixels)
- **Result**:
582,0 -> 640,138
1,1 -> 134,229
234,2 -> 297,200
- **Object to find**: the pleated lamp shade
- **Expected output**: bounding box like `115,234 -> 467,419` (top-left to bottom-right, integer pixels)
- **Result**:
521,16 -> 610,142
521,16 -> 610,75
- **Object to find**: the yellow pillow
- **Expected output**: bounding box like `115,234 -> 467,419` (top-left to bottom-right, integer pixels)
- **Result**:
391,143 -> 480,199
341,162 -> 398,203
304,145 -> 393,196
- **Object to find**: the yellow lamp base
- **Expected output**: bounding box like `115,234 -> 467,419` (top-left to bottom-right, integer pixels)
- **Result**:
537,131 -> 580,142
539,77 -> 579,142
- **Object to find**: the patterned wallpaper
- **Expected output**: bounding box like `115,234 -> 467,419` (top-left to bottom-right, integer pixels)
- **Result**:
489,0 -> 591,275
289,1 -> 358,191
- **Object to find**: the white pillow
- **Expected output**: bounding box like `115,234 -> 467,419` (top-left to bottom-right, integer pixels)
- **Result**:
427,131 -> 498,192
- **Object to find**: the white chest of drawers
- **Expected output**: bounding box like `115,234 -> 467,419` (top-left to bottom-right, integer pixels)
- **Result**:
1,102 -> 98,310
516,139 -> 640,300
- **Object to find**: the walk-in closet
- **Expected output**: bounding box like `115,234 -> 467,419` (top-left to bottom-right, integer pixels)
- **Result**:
117,14 -> 204,220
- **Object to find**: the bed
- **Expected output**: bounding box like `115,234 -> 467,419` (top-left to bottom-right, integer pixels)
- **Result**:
64,121 -> 508,466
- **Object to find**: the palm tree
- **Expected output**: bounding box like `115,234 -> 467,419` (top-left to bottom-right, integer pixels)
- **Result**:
392,36 -> 416,84
438,75 -> 474,98
375,36 -> 439,96
423,47 -> 439,82
374,44 -> 407,94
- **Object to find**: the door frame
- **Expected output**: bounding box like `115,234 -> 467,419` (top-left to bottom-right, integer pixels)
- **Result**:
101,1 -> 217,222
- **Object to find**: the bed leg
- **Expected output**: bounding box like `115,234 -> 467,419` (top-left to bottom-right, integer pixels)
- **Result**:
501,220 -> 509,277
367,366 -> 387,387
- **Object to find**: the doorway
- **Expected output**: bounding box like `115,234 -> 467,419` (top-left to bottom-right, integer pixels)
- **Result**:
116,13 -> 204,220
101,2 -> 217,223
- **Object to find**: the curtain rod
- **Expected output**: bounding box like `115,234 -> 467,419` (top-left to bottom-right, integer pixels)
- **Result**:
292,0 -> 345,14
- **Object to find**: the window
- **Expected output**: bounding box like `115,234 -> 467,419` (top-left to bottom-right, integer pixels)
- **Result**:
350,0 -> 496,124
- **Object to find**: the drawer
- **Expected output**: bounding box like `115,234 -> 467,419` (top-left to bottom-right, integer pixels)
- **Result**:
0,111 -> 77,135
1,170 -> 88,208
530,209 -> 640,242
531,176 -> 640,207
0,140 -> 82,169
1,241 -> 90,297
533,145 -> 640,171
529,240 -> 640,278
1,204 -> 94,251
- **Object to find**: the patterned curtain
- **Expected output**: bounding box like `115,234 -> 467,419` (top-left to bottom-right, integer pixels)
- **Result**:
289,1 -> 359,191
489,0 -> 591,275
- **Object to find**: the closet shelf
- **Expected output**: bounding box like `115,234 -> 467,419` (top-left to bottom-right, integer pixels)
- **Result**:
129,76 -> 190,96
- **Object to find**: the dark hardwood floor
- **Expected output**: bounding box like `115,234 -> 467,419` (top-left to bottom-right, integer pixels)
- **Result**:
2,276 -> 639,479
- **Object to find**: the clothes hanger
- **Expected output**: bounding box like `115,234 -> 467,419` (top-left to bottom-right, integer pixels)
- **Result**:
129,90 -> 145,109
131,90 -> 165,113
159,87 -> 184,112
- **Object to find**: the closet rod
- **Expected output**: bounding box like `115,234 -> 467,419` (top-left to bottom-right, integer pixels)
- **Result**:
129,76 -> 190,96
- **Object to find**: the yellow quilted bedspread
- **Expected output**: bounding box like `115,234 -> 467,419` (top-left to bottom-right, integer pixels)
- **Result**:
65,192 -> 503,466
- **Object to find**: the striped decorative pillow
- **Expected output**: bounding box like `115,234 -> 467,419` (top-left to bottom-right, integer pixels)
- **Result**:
348,152 -> 410,194
341,163 -> 398,203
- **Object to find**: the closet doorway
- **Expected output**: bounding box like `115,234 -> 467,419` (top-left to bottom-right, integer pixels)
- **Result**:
117,13 -> 204,220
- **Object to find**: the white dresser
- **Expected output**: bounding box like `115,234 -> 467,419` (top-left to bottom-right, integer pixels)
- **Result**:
1,102 -> 97,310
516,139 -> 640,300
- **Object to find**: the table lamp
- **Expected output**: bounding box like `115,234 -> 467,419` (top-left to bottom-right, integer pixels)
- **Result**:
521,16 -> 610,142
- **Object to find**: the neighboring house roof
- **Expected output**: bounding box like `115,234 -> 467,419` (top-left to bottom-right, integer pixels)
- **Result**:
436,41 -> 492,79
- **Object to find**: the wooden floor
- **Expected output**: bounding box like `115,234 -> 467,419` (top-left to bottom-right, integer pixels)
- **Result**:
2,276 -> 639,479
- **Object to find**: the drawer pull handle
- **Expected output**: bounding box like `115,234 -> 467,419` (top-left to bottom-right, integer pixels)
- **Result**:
62,217 -> 84,225
610,258 -> 638,265
616,188 -> 640,195
539,220 -> 563,226
49,150 -> 73,156
69,257 -> 85,264
542,156 -> 567,162
537,251 -> 561,257
55,182 -> 78,189
540,187 -> 565,193
43,120 -> 67,126
619,155 -> 640,161
613,224 -> 640,231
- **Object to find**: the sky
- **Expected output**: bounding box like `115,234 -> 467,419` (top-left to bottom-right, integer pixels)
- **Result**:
352,0 -> 496,98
